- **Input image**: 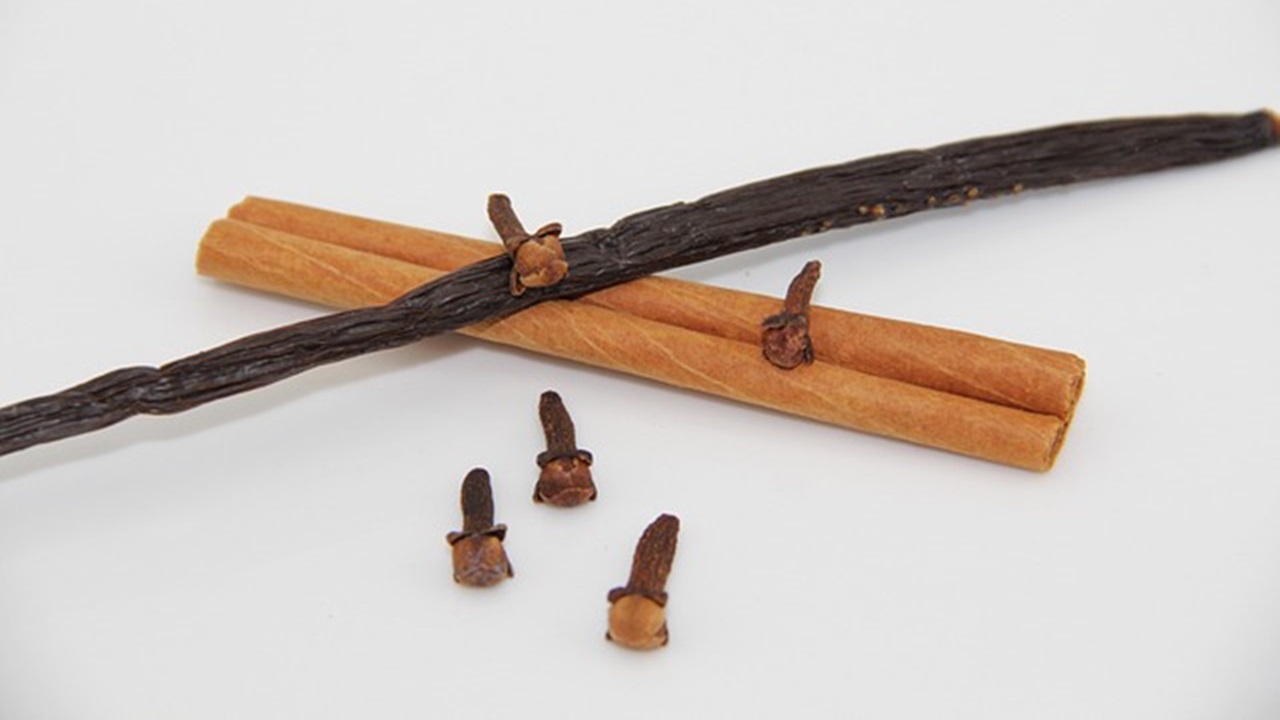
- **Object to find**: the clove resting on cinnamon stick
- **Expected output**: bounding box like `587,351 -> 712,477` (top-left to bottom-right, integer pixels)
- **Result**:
761,260 -> 822,370
1,110 -> 1274,458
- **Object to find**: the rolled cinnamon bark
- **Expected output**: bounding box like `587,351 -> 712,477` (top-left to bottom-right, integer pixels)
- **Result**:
197,218 -> 1070,470
225,197 -> 1085,420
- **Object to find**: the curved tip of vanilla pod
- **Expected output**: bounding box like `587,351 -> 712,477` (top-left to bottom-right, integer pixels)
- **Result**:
1267,109 -> 1280,140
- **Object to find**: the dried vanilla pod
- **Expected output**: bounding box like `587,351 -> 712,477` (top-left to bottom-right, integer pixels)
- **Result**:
1,110 -> 1274,458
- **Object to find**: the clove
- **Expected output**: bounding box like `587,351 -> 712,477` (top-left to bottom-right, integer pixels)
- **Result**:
607,514 -> 680,650
445,468 -> 513,587
487,193 -> 568,296
761,260 -> 821,369
534,390 -> 596,507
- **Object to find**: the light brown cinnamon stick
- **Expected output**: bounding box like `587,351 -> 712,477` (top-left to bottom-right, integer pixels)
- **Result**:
223,197 -> 1085,420
197,216 -> 1072,470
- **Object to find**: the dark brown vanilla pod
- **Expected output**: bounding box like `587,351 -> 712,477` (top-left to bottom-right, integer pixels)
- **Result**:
0,110 -> 1275,458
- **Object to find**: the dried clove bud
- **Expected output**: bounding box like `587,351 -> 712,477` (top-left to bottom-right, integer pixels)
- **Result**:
607,514 -> 680,650
445,468 -> 513,587
761,260 -> 821,369
487,193 -> 569,295
534,390 -> 596,507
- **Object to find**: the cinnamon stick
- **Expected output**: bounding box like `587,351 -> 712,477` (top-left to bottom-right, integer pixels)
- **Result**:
198,217 -> 1069,470
224,197 -> 1086,420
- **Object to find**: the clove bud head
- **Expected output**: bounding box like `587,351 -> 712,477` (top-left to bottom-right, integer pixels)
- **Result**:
606,593 -> 669,650
761,313 -> 814,369
511,223 -> 568,294
447,529 -> 512,588
535,450 -> 596,507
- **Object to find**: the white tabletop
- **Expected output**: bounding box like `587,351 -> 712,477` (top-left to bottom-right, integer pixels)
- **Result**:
1,1 -> 1277,718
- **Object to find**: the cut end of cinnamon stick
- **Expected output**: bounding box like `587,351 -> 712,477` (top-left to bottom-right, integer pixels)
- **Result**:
1268,109 -> 1280,140
1043,419 -> 1071,472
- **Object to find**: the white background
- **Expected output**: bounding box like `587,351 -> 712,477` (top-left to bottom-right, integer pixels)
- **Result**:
1,1 -> 1277,718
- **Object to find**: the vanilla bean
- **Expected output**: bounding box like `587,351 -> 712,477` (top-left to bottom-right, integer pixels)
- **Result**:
1,110 -> 1275,457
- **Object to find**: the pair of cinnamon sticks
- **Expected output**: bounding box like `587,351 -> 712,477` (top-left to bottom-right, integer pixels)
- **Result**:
196,198 -> 1085,471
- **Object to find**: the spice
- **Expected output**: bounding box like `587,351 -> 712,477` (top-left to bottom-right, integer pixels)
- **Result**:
761,260 -> 821,369
445,468 -> 512,587
534,391 -> 596,506
487,193 -> 568,296
2,110 -> 1274,458
607,514 -> 680,650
